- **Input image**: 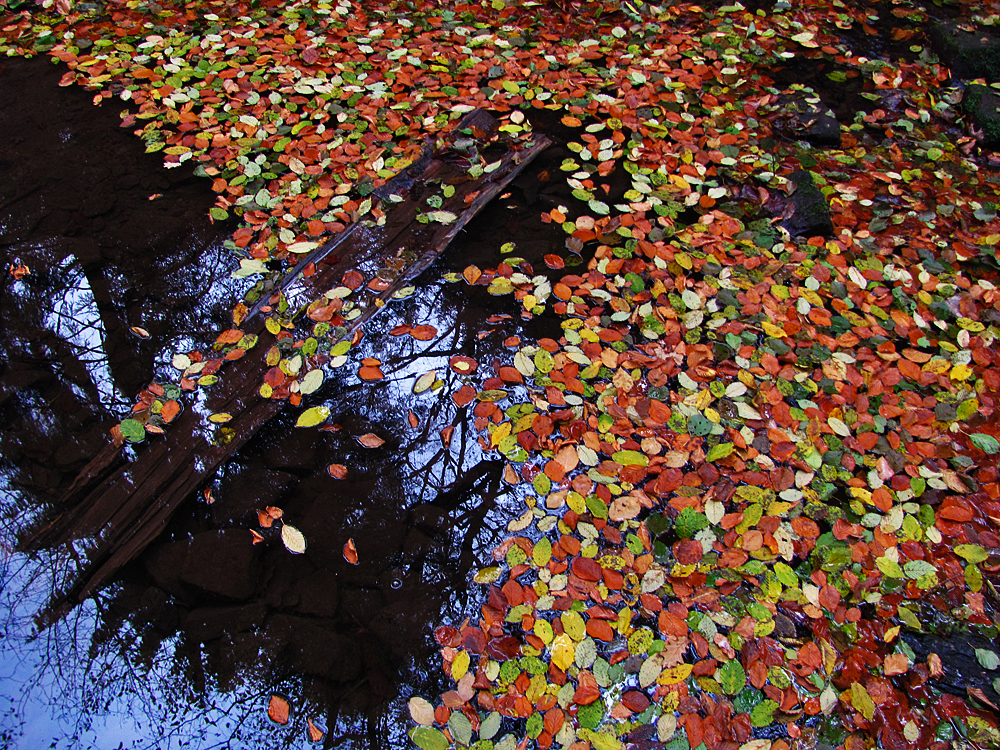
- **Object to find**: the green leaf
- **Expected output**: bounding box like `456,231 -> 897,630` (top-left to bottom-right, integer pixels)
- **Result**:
750,698 -> 778,727
705,442 -> 734,462
119,418 -> 146,443
210,206 -> 229,221
876,556 -> 905,578
449,712 -> 473,745
956,544 -> 989,564
295,405 -> 330,427
480,712 -> 502,740
717,659 -> 746,695
612,450 -> 648,467
970,433 -> 1000,454
903,559 -> 937,579
774,562 -> 798,587
410,726 -> 450,750
976,649 -> 1000,671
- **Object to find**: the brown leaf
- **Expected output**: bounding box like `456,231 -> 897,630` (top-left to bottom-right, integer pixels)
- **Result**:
328,463 -> 347,479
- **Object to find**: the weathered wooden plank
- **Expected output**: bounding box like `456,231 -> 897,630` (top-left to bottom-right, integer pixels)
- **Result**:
25,109 -> 550,607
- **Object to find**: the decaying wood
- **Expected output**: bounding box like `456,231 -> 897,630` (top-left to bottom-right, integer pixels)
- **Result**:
24,109 -> 550,607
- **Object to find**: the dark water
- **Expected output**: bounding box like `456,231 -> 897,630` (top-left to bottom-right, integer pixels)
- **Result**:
0,55 -> 572,749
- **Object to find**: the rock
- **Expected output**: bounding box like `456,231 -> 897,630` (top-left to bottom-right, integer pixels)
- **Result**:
930,21 -> 1000,82
293,568 -> 340,618
180,529 -> 262,600
963,84 -> 1000,148
183,602 -> 266,643
266,614 -> 361,682
781,170 -> 834,238
144,537 -> 192,599
774,93 -> 841,147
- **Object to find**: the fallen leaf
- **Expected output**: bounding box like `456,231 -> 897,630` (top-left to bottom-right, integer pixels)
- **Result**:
281,524 -> 307,554
344,538 -> 359,564
357,433 -> 385,448
268,695 -> 290,724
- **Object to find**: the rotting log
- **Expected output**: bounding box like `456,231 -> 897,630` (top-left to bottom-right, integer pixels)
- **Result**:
24,109 -> 550,610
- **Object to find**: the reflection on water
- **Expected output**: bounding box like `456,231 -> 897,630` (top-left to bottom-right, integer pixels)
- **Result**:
0,55 -> 572,750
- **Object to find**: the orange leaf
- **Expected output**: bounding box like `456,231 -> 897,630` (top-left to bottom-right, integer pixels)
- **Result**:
408,410 -> 419,428
215,328 -> 244,345
463,265 -> 482,284
358,365 -> 384,380
160,400 -> 181,423
258,510 -> 274,528
410,325 -> 437,341
268,695 -> 290,724
328,463 -> 347,479
307,719 -> 325,743
343,538 -> 359,564
357,433 -> 385,448
250,529 -> 264,545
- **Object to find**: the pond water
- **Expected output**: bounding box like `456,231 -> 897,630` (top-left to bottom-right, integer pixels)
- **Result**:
0,55 -> 574,749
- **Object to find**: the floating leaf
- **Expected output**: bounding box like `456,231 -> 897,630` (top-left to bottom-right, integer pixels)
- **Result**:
408,696 -> 435,726
281,524 -> 307,554
409,726 -> 449,750
267,695 -> 290,724
343,538 -> 359,564
119,419 -> 146,443
357,433 -> 385,448
296,406 -> 330,428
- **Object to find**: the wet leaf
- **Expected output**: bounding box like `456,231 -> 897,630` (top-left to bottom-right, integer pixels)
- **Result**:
267,694 -> 290,724
307,719 -> 325,743
119,419 -> 146,443
408,696 -> 435,726
327,463 -> 347,479
970,433 -> 1000,454
357,433 -> 385,448
409,726 -> 449,750
296,406 -> 330,428
281,524 -> 307,554
343,538 -> 359,565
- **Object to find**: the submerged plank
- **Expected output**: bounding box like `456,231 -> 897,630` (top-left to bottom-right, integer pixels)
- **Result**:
25,109 -> 550,607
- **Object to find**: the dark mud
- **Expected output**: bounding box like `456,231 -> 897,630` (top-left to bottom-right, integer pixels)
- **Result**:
0,54 -> 574,749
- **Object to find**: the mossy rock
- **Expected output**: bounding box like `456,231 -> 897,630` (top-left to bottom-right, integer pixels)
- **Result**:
781,170 -> 833,238
963,83 -> 1000,148
930,21 -> 1000,82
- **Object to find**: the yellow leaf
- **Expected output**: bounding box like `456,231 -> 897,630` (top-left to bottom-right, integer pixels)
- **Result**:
451,650 -> 470,681
265,317 -> 281,335
561,610 -> 587,641
951,364 -> 972,381
534,619 -> 554,645
491,421 -> 512,447
208,413 -> 232,423
658,663 -> 693,685
851,682 -> 876,720
550,634 -> 575,671
762,321 -> 786,338
295,406 -> 330,428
